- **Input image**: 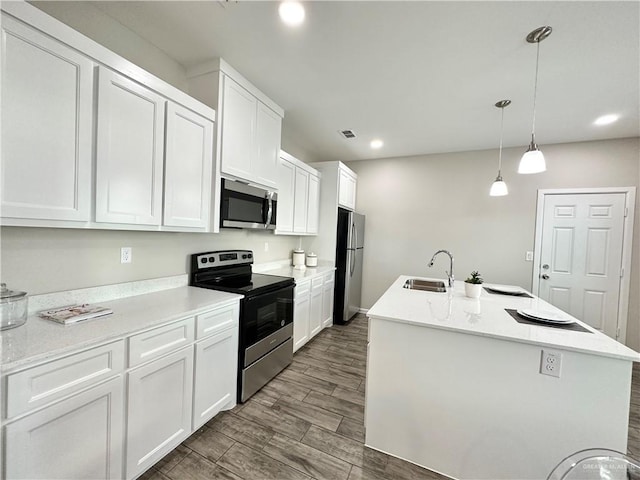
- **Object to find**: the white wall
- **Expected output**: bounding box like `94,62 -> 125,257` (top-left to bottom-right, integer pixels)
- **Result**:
347,137 -> 640,349
0,228 -> 296,295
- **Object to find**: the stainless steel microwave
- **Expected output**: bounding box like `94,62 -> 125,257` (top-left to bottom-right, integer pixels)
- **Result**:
220,179 -> 277,230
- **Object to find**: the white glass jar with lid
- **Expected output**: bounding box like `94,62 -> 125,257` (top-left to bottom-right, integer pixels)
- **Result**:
1,283 -> 28,330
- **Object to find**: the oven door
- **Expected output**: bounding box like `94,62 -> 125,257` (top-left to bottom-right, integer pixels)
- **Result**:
220,179 -> 277,230
241,284 -> 294,366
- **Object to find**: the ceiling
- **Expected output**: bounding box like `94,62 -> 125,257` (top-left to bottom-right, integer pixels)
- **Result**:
58,1 -> 640,162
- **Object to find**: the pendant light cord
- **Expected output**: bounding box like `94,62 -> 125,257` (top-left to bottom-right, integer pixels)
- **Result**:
498,106 -> 504,175
531,40 -> 541,139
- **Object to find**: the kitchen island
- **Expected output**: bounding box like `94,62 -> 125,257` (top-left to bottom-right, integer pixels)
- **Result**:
365,275 -> 639,480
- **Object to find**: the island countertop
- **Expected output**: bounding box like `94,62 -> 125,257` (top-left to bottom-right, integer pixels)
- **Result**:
367,275 -> 639,362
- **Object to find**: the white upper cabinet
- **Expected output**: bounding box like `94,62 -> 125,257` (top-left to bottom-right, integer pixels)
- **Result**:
218,75 -> 281,189
187,59 -> 284,198
338,167 -> 357,211
164,103 -> 214,229
0,3 -> 216,232
0,14 -> 93,222
275,150 -> 320,236
293,168 -> 310,233
220,77 -> 256,181
307,174 -> 320,235
254,102 -> 282,189
276,158 -> 296,233
95,67 -> 165,225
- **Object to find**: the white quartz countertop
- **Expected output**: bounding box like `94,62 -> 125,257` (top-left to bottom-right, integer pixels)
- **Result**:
367,275 -> 639,362
1,287 -> 242,372
254,262 -> 335,282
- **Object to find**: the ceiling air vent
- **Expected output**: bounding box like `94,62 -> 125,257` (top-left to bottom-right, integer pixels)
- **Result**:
339,129 -> 356,139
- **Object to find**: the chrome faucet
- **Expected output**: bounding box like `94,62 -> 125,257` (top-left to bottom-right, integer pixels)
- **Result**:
428,250 -> 454,287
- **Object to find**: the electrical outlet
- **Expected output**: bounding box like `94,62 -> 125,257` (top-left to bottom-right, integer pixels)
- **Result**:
525,251 -> 534,262
540,349 -> 562,378
121,247 -> 132,264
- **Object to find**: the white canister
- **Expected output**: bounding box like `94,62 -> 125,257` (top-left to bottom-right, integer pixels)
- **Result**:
306,253 -> 318,267
292,249 -> 306,269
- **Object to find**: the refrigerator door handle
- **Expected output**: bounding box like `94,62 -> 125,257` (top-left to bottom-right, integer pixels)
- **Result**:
350,223 -> 357,276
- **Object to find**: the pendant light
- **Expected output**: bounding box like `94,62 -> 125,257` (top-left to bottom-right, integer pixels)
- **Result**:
518,26 -> 552,174
490,100 -> 510,197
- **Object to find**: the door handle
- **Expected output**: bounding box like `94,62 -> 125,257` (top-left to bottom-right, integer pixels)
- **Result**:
541,274 -> 549,280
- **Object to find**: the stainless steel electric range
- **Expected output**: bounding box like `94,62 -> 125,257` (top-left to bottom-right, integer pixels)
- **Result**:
190,250 -> 294,402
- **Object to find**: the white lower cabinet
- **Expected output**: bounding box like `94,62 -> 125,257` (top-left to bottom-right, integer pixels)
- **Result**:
193,327 -> 238,429
294,279 -> 311,352
4,376 -> 124,480
2,300 -> 240,480
322,272 -> 335,328
293,271 -> 336,352
309,277 -> 323,338
125,345 -> 194,479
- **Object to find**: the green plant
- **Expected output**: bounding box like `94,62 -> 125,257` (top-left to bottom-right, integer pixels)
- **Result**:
465,271 -> 484,284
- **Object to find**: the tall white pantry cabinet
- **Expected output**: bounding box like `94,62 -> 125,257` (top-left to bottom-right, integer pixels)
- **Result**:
0,3 -> 215,232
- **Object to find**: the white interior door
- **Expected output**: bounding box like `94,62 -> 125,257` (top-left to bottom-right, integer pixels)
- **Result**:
537,193 -> 627,338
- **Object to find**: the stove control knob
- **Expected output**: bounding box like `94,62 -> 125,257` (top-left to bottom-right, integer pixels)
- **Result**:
242,254 -> 248,259
248,253 -> 253,259
208,256 -> 215,263
201,258 -> 208,264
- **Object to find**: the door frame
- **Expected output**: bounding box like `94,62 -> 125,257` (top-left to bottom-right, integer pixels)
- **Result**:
532,187 -> 636,343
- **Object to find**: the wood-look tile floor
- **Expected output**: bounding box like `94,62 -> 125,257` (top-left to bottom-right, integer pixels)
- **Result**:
143,314 -> 640,480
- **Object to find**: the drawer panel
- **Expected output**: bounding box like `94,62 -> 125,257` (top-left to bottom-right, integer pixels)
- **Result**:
311,276 -> 324,289
295,279 -> 311,297
196,304 -> 239,340
128,317 -> 194,367
6,340 -> 125,418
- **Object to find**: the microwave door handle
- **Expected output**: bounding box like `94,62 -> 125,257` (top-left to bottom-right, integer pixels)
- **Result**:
264,192 -> 274,228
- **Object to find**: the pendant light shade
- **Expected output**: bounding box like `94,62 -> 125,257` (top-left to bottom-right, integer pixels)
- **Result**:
490,99 -> 510,197
519,26 -> 552,175
489,177 -> 508,196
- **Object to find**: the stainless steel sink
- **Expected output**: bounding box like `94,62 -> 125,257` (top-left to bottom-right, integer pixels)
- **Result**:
403,279 -> 447,292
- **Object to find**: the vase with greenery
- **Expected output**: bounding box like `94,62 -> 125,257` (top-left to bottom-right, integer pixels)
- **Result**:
464,271 -> 484,298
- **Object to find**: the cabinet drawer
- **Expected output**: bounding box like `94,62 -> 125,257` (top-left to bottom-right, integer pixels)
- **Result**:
6,340 -> 125,419
128,317 -> 194,367
311,276 -> 324,290
196,304 -> 239,340
295,280 -> 311,298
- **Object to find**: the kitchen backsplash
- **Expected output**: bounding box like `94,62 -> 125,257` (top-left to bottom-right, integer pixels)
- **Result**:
0,227 -> 300,296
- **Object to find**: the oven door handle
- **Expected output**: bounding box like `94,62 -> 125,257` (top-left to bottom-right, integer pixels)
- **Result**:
264,191 -> 274,228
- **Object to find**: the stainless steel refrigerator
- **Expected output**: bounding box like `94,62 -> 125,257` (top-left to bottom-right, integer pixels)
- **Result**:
334,208 -> 365,324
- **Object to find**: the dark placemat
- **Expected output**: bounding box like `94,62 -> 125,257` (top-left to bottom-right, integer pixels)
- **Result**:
484,287 -> 533,298
505,309 -> 592,333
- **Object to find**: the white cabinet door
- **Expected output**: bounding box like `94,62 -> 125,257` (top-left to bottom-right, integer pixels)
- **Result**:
1,15 -> 93,222
164,103 -> 214,228
220,76 -> 256,181
254,102 -> 281,189
322,272 -> 335,328
276,158 -> 296,233
338,169 -> 357,211
193,327 -> 238,429
309,278 -> 323,338
294,282 -> 311,352
4,376 -> 124,480
96,67 -> 165,225
126,346 -> 194,479
293,168 -> 310,234
307,174 -> 320,235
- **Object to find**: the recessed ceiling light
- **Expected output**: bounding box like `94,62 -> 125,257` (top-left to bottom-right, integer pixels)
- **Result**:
594,114 -> 620,126
279,1 -> 305,27
370,139 -> 384,149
